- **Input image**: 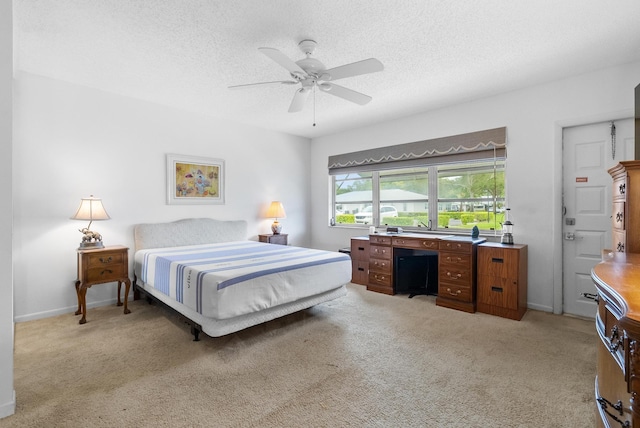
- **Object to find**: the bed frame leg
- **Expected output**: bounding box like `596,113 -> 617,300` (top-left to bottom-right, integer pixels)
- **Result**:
190,325 -> 201,341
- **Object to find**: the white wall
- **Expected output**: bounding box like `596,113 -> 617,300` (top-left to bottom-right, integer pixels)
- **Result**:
310,60 -> 640,313
12,72 -> 311,321
0,0 -> 15,419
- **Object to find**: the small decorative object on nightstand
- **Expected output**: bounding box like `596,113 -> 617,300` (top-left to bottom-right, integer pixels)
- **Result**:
70,195 -> 111,249
266,201 -> 286,234
75,245 -> 131,324
259,234 -> 288,246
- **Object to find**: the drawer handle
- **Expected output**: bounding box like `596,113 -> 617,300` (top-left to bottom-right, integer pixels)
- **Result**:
100,269 -> 114,276
617,242 -> 625,252
491,286 -> 503,292
446,272 -> 462,279
373,275 -> 386,282
615,212 -> 624,223
608,325 -> 624,353
422,242 -> 435,248
491,257 -> 504,263
596,396 -> 628,427
619,183 -> 626,195
99,256 -> 113,264
358,247 -> 365,251
446,256 -> 463,262
446,288 -> 461,296
357,267 -> 364,272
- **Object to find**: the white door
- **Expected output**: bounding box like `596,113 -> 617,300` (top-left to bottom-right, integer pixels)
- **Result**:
562,119 -> 634,318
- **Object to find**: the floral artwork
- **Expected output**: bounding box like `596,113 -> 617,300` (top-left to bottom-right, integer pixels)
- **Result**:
166,154 -> 225,204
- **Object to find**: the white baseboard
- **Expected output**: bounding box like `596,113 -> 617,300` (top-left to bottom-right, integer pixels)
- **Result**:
0,390 -> 16,419
14,298 -> 118,323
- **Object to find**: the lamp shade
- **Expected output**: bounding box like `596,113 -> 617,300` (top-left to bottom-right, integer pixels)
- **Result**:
266,201 -> 286,219
71,195 -> 110,221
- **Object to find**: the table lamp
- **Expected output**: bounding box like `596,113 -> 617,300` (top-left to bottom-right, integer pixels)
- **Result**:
267,201 -> 286,234
71,195 -> 110,248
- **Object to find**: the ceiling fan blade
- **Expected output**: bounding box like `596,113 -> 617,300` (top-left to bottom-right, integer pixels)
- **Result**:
319,83 -> 372,105
321,58 -> 383,81
288,88 -> 310,112
228,80 -> 297,89
259,47 -> 307,78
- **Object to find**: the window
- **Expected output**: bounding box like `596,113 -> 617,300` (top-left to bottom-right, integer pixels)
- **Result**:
328,128 -> 506,234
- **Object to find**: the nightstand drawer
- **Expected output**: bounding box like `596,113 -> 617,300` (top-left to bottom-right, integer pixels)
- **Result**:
86,265 -> 126,283
86,252 -> 124,268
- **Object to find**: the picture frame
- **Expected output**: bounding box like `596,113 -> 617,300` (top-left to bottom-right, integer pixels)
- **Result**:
166,154 -> 225,205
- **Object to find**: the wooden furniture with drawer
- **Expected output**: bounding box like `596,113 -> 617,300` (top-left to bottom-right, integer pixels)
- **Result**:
350,237 -> 370,285
436,239 -> 479,313
368,234 -> 393,294
258,233 -> 288,245
476,243 -> 528,320
609,160 -> 640,254
591,251 -> 640,428
75,245 -> 131,325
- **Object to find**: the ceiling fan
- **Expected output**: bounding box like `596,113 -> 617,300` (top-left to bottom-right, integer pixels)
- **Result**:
229,40 -> 384,113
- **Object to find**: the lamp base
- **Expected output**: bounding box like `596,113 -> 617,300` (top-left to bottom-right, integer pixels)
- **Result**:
271,221 -> 282,235
78,241 -> 105,250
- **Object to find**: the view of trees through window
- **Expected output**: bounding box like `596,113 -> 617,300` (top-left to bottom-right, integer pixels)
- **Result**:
332,160 -> 505,233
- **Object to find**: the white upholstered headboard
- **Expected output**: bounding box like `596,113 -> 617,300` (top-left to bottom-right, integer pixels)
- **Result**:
134,218 -> 248,251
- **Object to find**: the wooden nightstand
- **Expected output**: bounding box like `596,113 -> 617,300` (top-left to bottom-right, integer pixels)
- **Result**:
75,245 -> 131,324
259,234 -> 288,245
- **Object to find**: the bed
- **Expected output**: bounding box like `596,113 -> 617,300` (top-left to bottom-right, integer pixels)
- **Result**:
132,218 -> 351,339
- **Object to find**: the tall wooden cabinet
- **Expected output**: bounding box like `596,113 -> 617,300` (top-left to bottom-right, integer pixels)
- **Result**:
609,160 -> 640,253
476,243 -> 528,320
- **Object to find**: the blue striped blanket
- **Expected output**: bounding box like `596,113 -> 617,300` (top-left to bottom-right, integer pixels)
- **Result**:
136,241 -> 351,319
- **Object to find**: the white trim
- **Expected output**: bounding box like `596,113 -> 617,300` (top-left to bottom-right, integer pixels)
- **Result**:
0,390 -> 15,419
553,108 -> 634,315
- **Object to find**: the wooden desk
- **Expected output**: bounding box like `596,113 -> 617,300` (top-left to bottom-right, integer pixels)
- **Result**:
351,234 -> 485,313
592,251 -> 640,427
75,245 -> 131,324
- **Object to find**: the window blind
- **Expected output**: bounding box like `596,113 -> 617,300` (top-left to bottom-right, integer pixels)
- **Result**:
328,127 -> 506,175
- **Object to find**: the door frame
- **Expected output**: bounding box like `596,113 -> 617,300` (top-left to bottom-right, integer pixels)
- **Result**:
553,108 -> 634,314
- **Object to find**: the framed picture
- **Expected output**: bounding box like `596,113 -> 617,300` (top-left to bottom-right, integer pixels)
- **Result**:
166,154 -> 225,205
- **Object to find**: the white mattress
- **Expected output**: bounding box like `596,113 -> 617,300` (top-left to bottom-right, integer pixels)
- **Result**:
134,241 -> 352,320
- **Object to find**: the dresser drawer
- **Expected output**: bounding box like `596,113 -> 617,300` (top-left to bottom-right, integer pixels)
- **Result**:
439,251 -> 471,267
438,283 -> 472,302
439,240 -> 472,253
370,245 -> 392,260
369,235 -> 392,245
613,177 -> 627,201
439,266 -> 472,287
369,257 -> 391,274
369,271 -> 392,288
351,260 -> 368,285
477,275 -> 517,309
477,248 -> 518,278
612,202 -> 625,231
392,237 -> 438,250
350,239 -> 370,261
613,230 -> 626,253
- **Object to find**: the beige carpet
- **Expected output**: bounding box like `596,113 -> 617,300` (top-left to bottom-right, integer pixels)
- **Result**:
1,283 -> 596,427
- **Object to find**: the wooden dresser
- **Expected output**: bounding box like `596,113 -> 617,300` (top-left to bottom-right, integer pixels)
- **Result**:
609,160 -> 640,253
592,252 -> 640,427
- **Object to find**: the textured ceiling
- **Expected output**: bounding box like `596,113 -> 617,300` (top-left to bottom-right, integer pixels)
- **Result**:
13,0 -> 640,139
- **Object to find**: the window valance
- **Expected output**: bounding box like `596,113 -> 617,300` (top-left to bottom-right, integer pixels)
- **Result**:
328,127 -> 506,175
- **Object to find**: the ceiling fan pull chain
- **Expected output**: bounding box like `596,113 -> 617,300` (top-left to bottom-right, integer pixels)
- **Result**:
611,120 -> 616,160
313,85 -> 317,127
